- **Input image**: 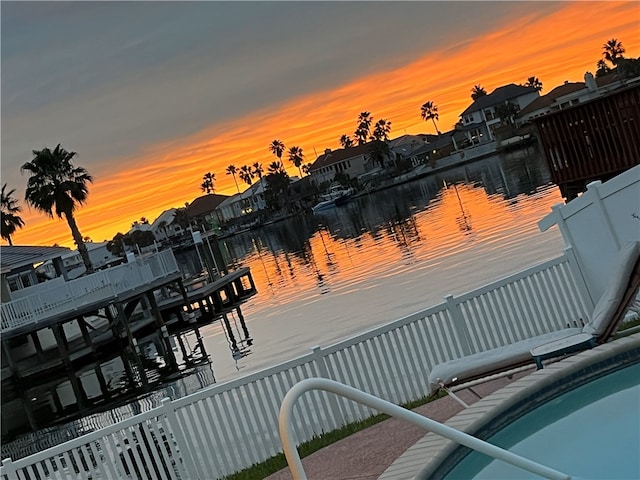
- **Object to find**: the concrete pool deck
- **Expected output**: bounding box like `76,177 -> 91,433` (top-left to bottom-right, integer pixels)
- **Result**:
266,332 -> 640,480
264,370 -> 533,480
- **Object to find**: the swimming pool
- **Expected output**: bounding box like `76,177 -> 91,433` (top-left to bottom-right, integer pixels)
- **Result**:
445,363 -> 639,479
412,333 -> 640,480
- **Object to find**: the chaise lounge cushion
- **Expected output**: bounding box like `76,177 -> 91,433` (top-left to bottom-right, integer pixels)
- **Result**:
582,240 -> 640,336
427,240 -> 640,393
427,328 -> 581,391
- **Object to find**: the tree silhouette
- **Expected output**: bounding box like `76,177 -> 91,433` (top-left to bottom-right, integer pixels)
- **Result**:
239,165 -> 254,186
603,38 -> 625,66
524,76 -> 543,92
287,146 -> 305,177
1,183 -> 25,246
201,172 -> 215,194
226,165 -> 240,193
354,111 -> 373,145
596,59 -> 611,77
371,119 -> 392,141
267,161 -> 286,175
420,101 -> 441,135
339,134 -> 354,148
22,144 -> 94,271
301,163 -> 313,176
471,85 -> 487,100
268,139 -> 286,168
367,140 -> 391,169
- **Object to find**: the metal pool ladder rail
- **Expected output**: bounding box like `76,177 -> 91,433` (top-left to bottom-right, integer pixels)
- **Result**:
278,378 -> 572,480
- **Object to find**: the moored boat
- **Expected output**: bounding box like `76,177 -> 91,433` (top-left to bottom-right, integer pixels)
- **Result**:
312,184 -> 354,212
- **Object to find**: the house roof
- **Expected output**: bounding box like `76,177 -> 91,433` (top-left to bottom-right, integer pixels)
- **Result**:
517,82 -> 585,117
152,208 -> 177,228
185,193 -> 229,217
1,245 -> 72,274
310,142 -> 373,171
460,83 -> 538,116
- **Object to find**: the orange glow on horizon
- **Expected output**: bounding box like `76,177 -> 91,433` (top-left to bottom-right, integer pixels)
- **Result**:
8,1 -> 639,248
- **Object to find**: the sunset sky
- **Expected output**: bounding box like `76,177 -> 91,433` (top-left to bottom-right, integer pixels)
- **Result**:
2,1 -> 639,248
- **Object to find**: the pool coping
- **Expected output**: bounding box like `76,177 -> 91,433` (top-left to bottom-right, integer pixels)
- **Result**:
378,331 -> 640,480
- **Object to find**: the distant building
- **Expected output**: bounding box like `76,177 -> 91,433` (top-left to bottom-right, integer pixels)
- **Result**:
308,142 -> 390,186
1,245 -> 72,294
185,193 -> 229,231
36,241 -> 120,280
151,208 -> 186,242
387,134 -> 436,167
459,84 -> 540,145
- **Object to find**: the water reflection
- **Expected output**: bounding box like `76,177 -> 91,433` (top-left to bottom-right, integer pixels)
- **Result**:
2,146 -> 564,459
220,147 -> 555,296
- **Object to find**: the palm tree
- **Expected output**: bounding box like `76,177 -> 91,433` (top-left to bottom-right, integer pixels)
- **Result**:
420,101 -> 441,135
371,119 -> 392,141
1,183 -> 25,246
239,165 -> 254,186
268,140 -> 286,168
354,111 -> 373,145
201,172 -> 215,194
471,85 -> 487,100
596,59 -> 611,77
21,144 -> 94,271
287,146 -> 305,177
524,76 -> 543,92
339,134 -> 354,148
301,163 -> 313,176
267,161 -> 286,175
252,162 -> 265,194
603,38 -> 625,66
367,140 -> 391,169
226,165 -> 240,193
252,162 -> 264,181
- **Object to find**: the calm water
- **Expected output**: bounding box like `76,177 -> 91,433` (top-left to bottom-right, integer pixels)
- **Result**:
445,363 -> 640,479
193,146 -> 566,382
3,146 -> 568,458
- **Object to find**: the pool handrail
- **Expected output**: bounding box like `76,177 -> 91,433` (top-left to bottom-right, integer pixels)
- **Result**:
278,377 -> 572,480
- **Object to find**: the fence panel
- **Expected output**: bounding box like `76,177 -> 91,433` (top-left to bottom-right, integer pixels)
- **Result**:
2,252 -> 594,480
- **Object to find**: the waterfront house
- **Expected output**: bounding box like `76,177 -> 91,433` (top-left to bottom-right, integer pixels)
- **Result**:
216,179 -> 267,224
309,142 -> 392,187
186,193 -> 229,232
149,208 -> 186,243
459,84 -> 540,145
1,246 -> 72,294
386,134 -> 434,167
35,241 -> 121,280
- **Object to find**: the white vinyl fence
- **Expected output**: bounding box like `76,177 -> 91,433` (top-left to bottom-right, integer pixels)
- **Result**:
1,249 -> 591,480
539,163 -> 640,302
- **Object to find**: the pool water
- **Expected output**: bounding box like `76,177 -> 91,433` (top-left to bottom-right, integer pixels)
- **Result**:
445,363 -> 640,479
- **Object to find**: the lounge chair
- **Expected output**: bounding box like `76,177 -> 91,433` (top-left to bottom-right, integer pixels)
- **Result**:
428,240 -> 640,394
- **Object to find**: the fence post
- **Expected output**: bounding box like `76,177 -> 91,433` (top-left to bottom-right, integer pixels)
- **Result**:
310,345 -> 345,427
564,246 -> 595,314
444,294 -> 472,356
160,397 -> 200,480
1,458 -> 18,480
586,180 -> 621,250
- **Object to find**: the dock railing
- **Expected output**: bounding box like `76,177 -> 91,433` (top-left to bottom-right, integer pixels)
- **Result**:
0,247 -> 592,479
0,249 -> 180,333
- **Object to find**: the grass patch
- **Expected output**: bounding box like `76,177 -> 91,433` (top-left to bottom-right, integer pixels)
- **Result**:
223,390 -> 447,480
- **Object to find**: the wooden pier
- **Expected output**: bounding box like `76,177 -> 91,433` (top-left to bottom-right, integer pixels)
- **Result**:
1,263 -> 257,440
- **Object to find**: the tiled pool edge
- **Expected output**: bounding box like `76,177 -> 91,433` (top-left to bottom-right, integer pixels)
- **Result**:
378,331 -> 640,480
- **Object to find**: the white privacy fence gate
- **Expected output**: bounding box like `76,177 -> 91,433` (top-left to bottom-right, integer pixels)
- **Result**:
1,249 -> 592,480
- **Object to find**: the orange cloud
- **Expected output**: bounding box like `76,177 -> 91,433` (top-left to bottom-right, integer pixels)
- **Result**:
11,1 -> 639,247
